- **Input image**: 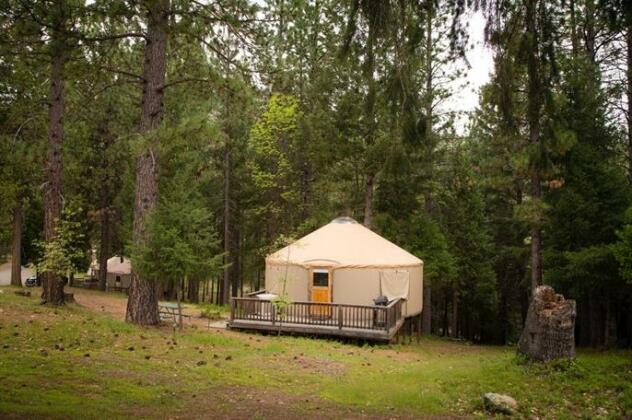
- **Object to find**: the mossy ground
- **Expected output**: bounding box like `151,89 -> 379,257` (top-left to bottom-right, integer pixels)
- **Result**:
0,286 -> 630,419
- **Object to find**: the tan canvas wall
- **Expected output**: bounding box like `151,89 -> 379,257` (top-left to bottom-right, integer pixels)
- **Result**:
374,266 -> 422,317
265,262 -> 423,318
332,265 -> 423,317
332,268 -> 380,306
406,264 -> 423,317
265,264 -> 309,301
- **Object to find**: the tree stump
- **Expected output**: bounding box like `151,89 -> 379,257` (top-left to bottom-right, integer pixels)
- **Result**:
518,285 -> 576,361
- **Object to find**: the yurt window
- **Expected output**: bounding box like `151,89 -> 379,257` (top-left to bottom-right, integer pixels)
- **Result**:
312,269 -> 329,287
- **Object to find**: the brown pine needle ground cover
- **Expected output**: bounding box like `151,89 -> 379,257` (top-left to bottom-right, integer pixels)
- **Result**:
0,286 -> 630,419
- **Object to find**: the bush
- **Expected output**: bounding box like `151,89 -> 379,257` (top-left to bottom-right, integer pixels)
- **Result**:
200,304 -> 225,320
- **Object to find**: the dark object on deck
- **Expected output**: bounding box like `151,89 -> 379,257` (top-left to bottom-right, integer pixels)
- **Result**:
373,295 -> 388,306
25,274 -> 41,287
518,285 -> 576,361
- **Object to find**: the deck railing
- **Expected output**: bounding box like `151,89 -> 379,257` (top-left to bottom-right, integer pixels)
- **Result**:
230,297 -> 403,333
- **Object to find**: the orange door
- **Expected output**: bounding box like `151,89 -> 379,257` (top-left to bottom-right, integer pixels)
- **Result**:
310,269 -> 331,318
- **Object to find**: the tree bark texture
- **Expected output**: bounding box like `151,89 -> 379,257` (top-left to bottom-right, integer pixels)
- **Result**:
98,207 -> 110,291
126,0 -> 169,325
525,0 -> 543,294
518,285 -> 576,361
187,278 -> 199,303
422,286 -> 432,334
363,171 -> 374,229
569,0 -> 578,58
450,289 -> 458,338
423,0 -> 435,217
11,197 -> 23,287
222,146 -> 231,305
41,33 -> 66,305
627,28 -> 632,184
362,17 -> 377,230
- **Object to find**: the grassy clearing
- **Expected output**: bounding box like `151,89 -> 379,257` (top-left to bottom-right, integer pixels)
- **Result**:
0,286 -> 630,419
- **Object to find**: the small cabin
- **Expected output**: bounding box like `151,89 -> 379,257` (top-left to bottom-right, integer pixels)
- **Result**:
229,217 -> 424,341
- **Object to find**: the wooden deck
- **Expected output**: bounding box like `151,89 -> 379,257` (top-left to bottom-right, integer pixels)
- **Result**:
228,296 -> 405,341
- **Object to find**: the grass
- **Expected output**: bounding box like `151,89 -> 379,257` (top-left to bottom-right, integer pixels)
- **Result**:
196,302 -> 230,319
0,285 -> 630,419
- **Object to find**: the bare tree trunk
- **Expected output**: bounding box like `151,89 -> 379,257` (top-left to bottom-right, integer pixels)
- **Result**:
363,171 -> 374,228
126,0 -> 169,325
627,28 -> 632,183
222,146 -> 231,305
187,278 -> 199,303
362,16 -> 377,230
584,0 -> 596,61
525,0 -> 543,294
451,289 -> 458,338
442,294 -> 449,336
530,177 -> 543,293
11,197 -> 23,287
238,214 -> 244,296
422,286 -> 432,334
423,0 -> 435,216
569,0 -> 578,59
98,207 -> 110,291
41,30 -> 66,306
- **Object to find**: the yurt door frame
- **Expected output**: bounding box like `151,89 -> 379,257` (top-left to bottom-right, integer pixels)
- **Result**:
309,268 -> 332,318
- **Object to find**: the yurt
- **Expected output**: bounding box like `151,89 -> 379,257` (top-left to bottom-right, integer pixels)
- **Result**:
265,217 -> 423,317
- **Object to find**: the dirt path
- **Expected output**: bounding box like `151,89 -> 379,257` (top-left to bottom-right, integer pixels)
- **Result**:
70,287 -> 221,329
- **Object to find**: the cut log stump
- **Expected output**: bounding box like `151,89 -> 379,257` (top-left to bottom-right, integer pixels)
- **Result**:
518,285 -> 576,361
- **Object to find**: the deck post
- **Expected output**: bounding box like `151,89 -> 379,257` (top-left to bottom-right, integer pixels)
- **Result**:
230,297 -> 235,321
271,303 -> 276,326
338,305 -> 343,329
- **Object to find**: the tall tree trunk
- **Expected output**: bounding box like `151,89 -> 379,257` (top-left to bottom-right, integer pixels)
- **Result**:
450,289 -> 458,338
126,0 -> 169,325
222,146 -> 231,305
422,286 -> 432,334
10,197 -> 23,287
41,29 -> 66,305
584,0 -> 596,61
442,294 -> 449,336
529,178 -> 543,293
363,171 -> 374,228
362,16 -> 377,230
98,207 -> 110,291
627,28 -> 632,183
423,0 -> 435,216
238,210 -> 244,296
569,0 -> 578,58
187,278 -> 199,303
525,0 -> 543,294
499,274 -> 509,344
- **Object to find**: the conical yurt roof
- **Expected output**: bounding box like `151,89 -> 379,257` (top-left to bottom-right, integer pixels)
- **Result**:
266,217 -> 423,269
